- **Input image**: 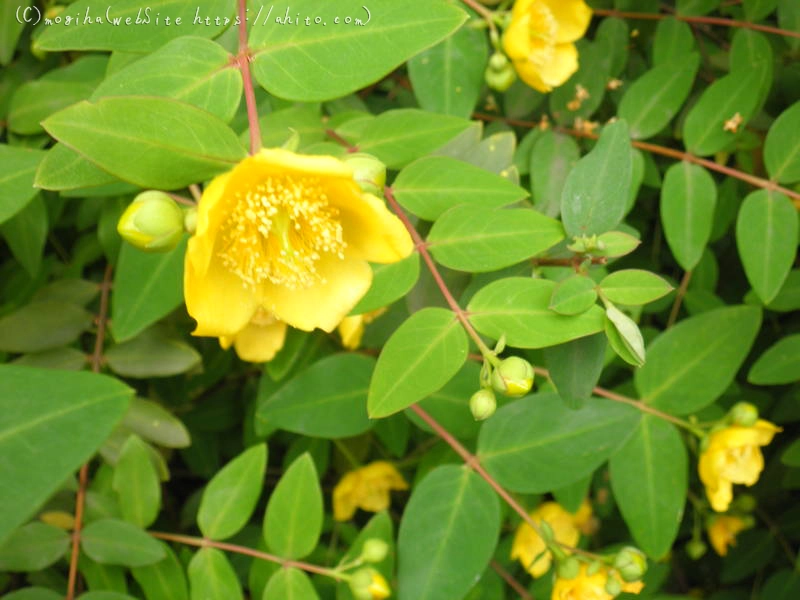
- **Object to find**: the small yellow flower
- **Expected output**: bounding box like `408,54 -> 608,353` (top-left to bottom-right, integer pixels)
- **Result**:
707,515 -> 748,556
552,564 -> 644,600
367,570 -> 392,599
503,0 -> 592,93
333,461 -> 408,521
698,419 -> 781,512
184,149 -> 413,363
337,308 -> 388,350
511,500 -> 593,577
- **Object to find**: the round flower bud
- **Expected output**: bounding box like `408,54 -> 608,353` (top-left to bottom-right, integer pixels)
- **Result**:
343,153 -> 387,196
489,52 -> 509,71
485,63 -> 516,92
117,191 -> 185,252
604,573 -> 622,597
685,538 -> 707,560
557,556 -> 581,580
729,401 -> 759,427
491,356 -> 534,397
732,493 -> 757,513
470,389 -> 497,421
183,206 -> 198,235
350,568 -> 390,600
613,546 -> 647,582
361,538 -> 389,564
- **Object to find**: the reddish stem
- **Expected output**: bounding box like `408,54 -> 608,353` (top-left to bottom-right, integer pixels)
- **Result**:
237,0 -> 261,155
491,559 -> 534,600
326,129 -> 360,152
667,270 -> 693,328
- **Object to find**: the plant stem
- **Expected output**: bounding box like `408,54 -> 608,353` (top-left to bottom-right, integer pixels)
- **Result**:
460,0 -> 499,38
237,0 -> 261,155
667,270 -> 693,328
491,559 -> 534,600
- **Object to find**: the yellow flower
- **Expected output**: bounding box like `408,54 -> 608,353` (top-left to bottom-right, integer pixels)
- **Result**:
333,461 -> 408,521
698,419 -> 781,512
707,515 -> 748,556
337,307 -> 388,350
367,570 -> 392,599
503,0 -> 592,93
184,149 -> 413,362
552,564 -> 644,600
511,500 -> 593,577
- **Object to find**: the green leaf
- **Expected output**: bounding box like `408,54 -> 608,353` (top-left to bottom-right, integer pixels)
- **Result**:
477,393 -> 639,493
392,155 -> 529,221
34,144 -> 132,193
262,568 -> 319,600
0,0 -> 28,65
544,334 -> 607,410
618,54 -> 700,140
720,530 -> 776,584
81,519 -> 165,567
368,308 -> 468,419
187,547 -> 243,600
736,190 -> 799,303
678,0 -> 722,15
743,0 -> 779,20
428,206 -> 564,272
1,194 -> 48,278
250,0 -> 466,101
549,42 -> 609,122
78,594 -> 138,600
0,366 -> 131,545
12,348 -> 88,371
635,306 -> 762,414
122,398 -> 190,449
0,589 -> 62,600
198,444 -> 266,541
764,102 -> 800,184
355,109 -> 471,169
35,0 -> 234,52
131,542 -> 189,600
549,275 -> 598,316
609,416 -> 687,559
467,278 -> 605,349
596,230 -> 641,258
255,104 -> 326,149
0,300 -> 92,353
79,555 -> 128,594
748,334 -> 800,385
604,304 -> 646,367
595,17 -> 629,78
42,97 -> 246,190
0,522 -> 70,571
257,354 -> 373,438
530,131 -> 580,217
653,18 -> 696,65
660,162 -> 717,271
112,237 -> 187,342
336,512 -> 395,600
408,21 -> 488,119
0,144 -> 46,226
350,254 -> 420,315
105,326 -> 202,378
560,120 -> 632,236
112,435 -> 161,528
397,465 -> 500,600
263,453 -> 323,559
599,269 -> 674,305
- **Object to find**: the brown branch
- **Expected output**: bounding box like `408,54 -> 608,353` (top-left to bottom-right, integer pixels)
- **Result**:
532,256 -> 608,268
237,0 -> 261,154
325,129 -> 360,153
491,559 -> 534,600
667,270 -> 693,328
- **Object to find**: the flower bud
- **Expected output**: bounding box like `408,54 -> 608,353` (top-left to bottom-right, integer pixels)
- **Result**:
485,61 -> 516,92
117,191 -> 185,252
350,568 -> 391,600
361,538 -> 389,564
604,573 -> 622,597
491,356 -> 534,397
685,538 -> 707,560
557,556 -> 581,580
184,206 -> 198,235
613,546 -> 647,582
343,153 -> 387,196
729,402 -> 759,427
732,494 -> 757,513
489,52 -> 509,71
470,389 -> 497,421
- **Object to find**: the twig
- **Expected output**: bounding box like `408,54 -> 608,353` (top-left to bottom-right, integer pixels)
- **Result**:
667,270 -> 693,328
491,559 -> 534,600
237,0 -> 261,154
325,129 -> 360,153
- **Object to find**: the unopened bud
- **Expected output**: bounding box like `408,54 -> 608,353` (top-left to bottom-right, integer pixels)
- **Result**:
489,52 -> 509,71
485,61 -> 516,92
343,153 -> 387,196
350,568 -> 391,600
604,573 -> 622,597
732,494 -> 757,513
557,556 -> 580,580
491,356 -> 534,397
729,402 -> 759,427
613,546 -> 647,582
183,206 -> 198,235
117,191 -> 184,252
361,538 -> 389,563
685,538 -> 707,560
470,389 -> 497,421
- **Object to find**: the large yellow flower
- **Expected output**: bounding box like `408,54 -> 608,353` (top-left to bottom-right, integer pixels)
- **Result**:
707,515 -> 748,556
503,0 -> 592,93
184,149 -> 413,362
511,500 -> 594,577
552,564 -> 644,600
333,461 -> 408,521
698,419 -> 781,512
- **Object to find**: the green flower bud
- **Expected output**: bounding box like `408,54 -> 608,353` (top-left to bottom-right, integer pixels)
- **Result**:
470,389 -> 497,421
604,573 -> 622,597
117,191 -> 185,252
361,538 -> 389,563
184,207 -> 198,235
685,538 -> 707,560
613,546 -> 647,582
557,556 -> 581,580
488,52 -> 509,71
349,568 -> 374,600
343,153 -> 387,196
485,62 -> 516,92
491,356 -> 534,397
729,401 -> 759,427
732,493 -> 757,513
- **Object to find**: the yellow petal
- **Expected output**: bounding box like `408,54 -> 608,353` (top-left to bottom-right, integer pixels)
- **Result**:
252,147 -> 355,179
540,0 -> 593,43
710,421 -> 780,449
230,318 -> 287,363
512,58 -> 552,93
338,314 -> 366,350
503,11 -> 533,61
708,516 -> 746,556
538,43 -> 579,89
333,471 -> 360,521
263,255 -> 373,332
334,192 -> 414,263
511,0 -> 535,19
188,172 -> 232,277
510,520 -> 551,577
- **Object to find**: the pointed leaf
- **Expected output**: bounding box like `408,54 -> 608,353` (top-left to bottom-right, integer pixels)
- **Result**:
188,547 -> 242,600
263,568 -> 319,600
764,101 -> 800,184
81,519 -> 165,567
0,523 -> 70,571
0,144 -> 46,225
113,435 -> 161,528
599,269 -> 674,306
748,334 -> 800,385
131,542 -> 189,600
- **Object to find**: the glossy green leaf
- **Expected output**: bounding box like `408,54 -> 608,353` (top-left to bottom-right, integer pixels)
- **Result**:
764,101 -> 800,184
530,131 -> 580,217
263,568 -> 319,600
0,300 -> 92,354
0,0 -> 28,65
0,523 -> 70,571
131,542 -> 189,600
743,0 -> 779,20
112,238 -> 187,342
1,194 -> 47,278
635,306 -> 762,414
397,465 -> 500,600
368,308 -> 468,419
12,347 -> 88,371
188,547 -> 243,600
122,398 -> 190,449
428,205 -> 564,272
34,143 -> 131,193
0,589 -> 62,600
599,269 -> 674,305
653,18 -> 695,65
350,254 -> 420,315
478,393 -> 639,493
250,1 -> 466,101
198,444 -> 266,541
79,555 -> 128,594
467,278 -> 605,349
255,104 -> 325,149
263,453 -> 323,559
0,144 -> 46,225
392,155 -> 529,221
112,435 -> 161,528
549,275 -> 598,316
748,334 -> 800,385
42,97 -> 245,190
81,519 -> 165,567
610,416 -> 687,558
78,594 -> 138,600
105,326 -> 202,379
660,162 -> 717,271
595,17 -> 629,77
544,334 -> 607,410
596,230 -> 642,258
561,120 -> 632,236
604,304 -> 646,367
258,354 -> 373,438
736,190 -> 798,303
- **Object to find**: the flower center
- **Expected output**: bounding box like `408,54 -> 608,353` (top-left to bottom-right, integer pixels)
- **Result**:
218,175 -> 346,290
526,3 -> 557,67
